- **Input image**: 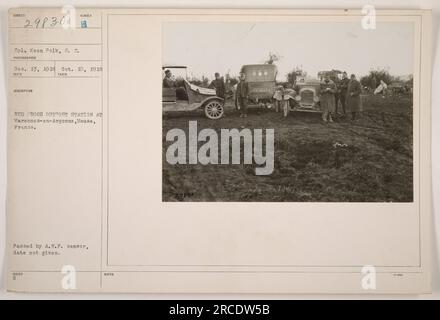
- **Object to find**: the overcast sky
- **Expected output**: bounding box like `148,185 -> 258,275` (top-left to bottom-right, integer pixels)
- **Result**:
163,21 -> 414,81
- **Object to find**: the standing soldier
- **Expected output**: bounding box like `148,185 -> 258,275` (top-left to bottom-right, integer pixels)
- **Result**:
236,73 -> 249,118
371,76 -> 377,92
338,71 -> 349,115
209,72 -> 226,99
346,74 -> 362,120
320,75 -> 336,123
333,76 -> 341,115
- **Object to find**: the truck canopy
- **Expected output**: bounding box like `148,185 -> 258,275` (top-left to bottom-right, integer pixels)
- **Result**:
240,64 -> 277,82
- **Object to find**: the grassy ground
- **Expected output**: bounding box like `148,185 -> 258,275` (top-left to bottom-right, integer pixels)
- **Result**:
162,93 -> 413,202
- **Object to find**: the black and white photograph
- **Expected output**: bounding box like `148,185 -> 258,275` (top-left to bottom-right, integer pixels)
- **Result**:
2,5 -> 436,298
162,21 -> 414,202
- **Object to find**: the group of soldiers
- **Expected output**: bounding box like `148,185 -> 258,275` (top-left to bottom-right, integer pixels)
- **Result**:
319,71 -> 362,122
207,72 -> 255,118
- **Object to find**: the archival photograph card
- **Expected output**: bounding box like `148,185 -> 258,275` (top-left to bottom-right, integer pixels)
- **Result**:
6,8 -> 432,294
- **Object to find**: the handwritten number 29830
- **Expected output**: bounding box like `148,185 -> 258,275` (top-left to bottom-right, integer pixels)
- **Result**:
24,15 -> 71,28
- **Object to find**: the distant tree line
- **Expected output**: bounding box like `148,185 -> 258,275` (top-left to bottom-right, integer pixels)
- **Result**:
360,68 -> 413,89
189,75 -> 239,89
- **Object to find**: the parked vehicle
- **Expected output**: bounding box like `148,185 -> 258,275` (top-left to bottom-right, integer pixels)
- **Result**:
162,66 -> 225,119
282,76 -> 322,117
235,64 -> 277,109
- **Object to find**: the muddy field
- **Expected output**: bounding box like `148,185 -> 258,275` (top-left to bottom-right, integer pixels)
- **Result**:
162,94 -> 413,202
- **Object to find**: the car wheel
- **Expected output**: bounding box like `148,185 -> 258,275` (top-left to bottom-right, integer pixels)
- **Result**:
204,100 -> 224,119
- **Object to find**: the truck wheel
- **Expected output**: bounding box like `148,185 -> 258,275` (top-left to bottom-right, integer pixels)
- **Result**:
204,100 -> 224,119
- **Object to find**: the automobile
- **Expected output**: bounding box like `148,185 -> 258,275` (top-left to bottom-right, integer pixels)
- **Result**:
234,64 -> 277,109
282,76 -> 322,117
162,65 -> 225,119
